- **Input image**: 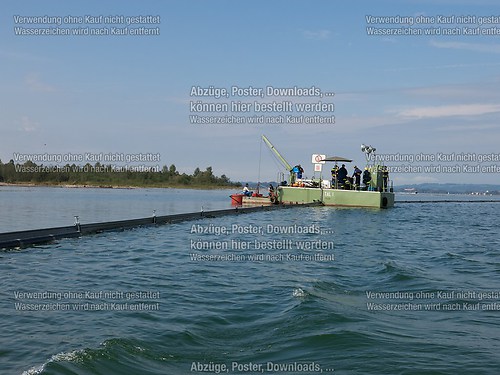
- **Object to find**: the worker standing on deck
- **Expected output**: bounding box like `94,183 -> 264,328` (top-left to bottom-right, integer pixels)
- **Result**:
362,167 -> 372,190
292,165 -> 304,180
352,166 -> 362,190
268,184 -> 274,196
382,166 -> 389,192
268,184 -> 277,203
331,165 -> 339,188
337,164 -> 348,188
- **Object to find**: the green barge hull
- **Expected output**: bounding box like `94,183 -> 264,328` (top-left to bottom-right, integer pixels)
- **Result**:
277,186 -> 394,208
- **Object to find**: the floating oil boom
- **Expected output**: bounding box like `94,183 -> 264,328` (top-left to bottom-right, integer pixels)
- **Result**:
0,203 -> 321,251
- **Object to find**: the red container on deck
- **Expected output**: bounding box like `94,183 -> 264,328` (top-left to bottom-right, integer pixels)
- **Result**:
230,194 -> 244,205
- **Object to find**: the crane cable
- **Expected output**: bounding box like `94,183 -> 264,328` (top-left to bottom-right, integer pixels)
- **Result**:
257,138 -> 262,194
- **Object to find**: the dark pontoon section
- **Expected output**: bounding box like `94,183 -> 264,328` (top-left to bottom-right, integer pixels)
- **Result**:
0,203 -> 321,250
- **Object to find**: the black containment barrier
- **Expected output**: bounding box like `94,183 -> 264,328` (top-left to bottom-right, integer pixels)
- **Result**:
0,202 -> 322,250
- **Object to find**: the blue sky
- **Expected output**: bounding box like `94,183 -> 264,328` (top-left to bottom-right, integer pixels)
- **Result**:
2,0 -> 500,185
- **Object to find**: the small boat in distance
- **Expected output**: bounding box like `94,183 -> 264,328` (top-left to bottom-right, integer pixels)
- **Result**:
403,188 -> 418,194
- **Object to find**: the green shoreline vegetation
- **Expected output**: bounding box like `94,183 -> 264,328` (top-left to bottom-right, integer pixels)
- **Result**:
0,160 -> 241,189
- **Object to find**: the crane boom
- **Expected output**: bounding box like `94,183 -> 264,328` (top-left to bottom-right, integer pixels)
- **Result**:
261,135 -> 293,172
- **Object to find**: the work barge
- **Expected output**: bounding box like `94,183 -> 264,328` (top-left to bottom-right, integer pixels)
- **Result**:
232,135 -> 395,209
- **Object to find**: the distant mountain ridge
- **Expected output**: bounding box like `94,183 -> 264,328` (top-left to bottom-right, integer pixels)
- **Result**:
395,183 -> 500,195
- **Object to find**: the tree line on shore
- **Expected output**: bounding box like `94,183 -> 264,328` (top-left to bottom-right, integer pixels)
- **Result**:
0,160 -> 240,188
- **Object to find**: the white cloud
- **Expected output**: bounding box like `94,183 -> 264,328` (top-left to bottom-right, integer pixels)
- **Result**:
396,104 -> 500,119
0,49 -> 53,63
435,123 -> 498,132
429,40 -> 500,54
20,116 -> 38,132
24,73 -> 56,92
301,29 -> 331,40
402,84 -> 496,101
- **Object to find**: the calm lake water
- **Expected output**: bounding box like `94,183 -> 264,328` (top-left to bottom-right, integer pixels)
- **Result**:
1,187 -> 500,374
0,186 -> 234,232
